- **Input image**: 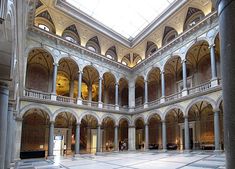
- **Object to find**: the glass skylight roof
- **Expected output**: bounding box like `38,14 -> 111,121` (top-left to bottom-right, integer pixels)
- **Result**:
66,0 -> 175,39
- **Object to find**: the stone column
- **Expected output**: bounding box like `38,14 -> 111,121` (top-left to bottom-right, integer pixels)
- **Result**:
0,82 -> 9,169
88,83 -> 92,102
145,123 -> 149,151
48,121 -> 54,156
5,104 -> 13,168
69,80 -> 74,98
128,81 -> 135,112
217,0 -> 235,168
128,125 -> 136,151
114,125 -> 119,151
162,120 -> 167,151
144,80 -> 148,108
182,59 -> 188,96
14,117 -> 22,161
98,77 -> 103,108
209,44 -> 218,86
77,71 -> 83,105
96,125 -> 101,153
214,110 -> 221,151
160,71 -> 165,103
67,125 -> 72,154
52,63 -> 58,94
75,123 -> 80,155
115,83 -> 119,110
11,114 -> 16,163
184,116 -> 190,151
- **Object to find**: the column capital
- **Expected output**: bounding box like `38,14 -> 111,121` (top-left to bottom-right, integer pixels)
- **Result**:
209,44 -> 215,49
49,121 -> 55,125
129,125 -> 135,128
145,122 -> 149,126
213,108 -> 221,113
78,70 -> 83,74
184,115 -> 189,119
161,120 -> 166,123
161,70 -> 165,75
115,82 -> 119,86
53,62 -> 59,66
144,79 -> 148,83
76,122 -> 81,126
181,59 -> 187,63
99,77 -> 103,81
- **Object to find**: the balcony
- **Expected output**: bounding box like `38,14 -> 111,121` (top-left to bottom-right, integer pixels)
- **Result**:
23,80 -> 221,113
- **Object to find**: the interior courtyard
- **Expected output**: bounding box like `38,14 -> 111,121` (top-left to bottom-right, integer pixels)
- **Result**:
0,0 -> 234,168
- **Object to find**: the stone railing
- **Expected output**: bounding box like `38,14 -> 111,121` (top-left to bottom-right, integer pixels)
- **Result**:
103,103 -> 116,110
23,80 -> 220,112
82,100 -> 99,108
56,95 -> 77,104
24,89 -> 51,100
148,99 -> 161,107
188,81 -> 212,95
165,92 -> 182,102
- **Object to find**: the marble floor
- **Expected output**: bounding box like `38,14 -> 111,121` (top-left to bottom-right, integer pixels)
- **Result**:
15,151 -> 226,169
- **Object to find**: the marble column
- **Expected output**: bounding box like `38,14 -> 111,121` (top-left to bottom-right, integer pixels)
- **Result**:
162,120 -> 167,151
128,126 -> 136,151
214,110 -> 221,151
98,77 -> 102,103
48,121 -> 54,156
114,125 -> 118,151
128,81 -> 135,112
182,59 -> 187,90
144,80 -> 148,107
115,83 -> 119,107
145,123 -> 149,150
5,104 -> 13,168
0,82 -> 9,169
69,80 -> 74,98
209,44 -> 217,80
160,71 -> 165,103
88,83 -> 92,102
77,71 -> 83,104
75,123 -> 80,154
96,125 -> 101,153
14,117 -> 22,161
184,116 -> 190,151
11,114 -> 16,163
52,63 -> 58,94
217,0 -> 235,168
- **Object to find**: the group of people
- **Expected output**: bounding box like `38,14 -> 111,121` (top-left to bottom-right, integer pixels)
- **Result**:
119,140 -> 128,151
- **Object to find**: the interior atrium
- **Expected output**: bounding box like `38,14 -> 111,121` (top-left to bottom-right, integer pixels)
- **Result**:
0,0 -> 235,168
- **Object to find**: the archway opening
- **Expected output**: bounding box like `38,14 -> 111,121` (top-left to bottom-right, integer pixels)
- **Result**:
135,118 -> 145,150
101,117 -> 115,152
119,118 -> 129,151
148,114 -> 162,150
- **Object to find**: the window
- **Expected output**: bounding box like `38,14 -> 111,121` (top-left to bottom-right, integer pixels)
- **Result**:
106,54 -> 113,60
38,24 -> 49,31
87,46 -> 96,52
65,36 -> 76,43
137,59 -> 142,64
122,61 -> 127,66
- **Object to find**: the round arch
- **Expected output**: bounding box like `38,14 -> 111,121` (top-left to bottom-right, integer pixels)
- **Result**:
20,104 -> 53,120
78,111 -> 100,124
117,116 -> 131,126
100,114 -> 118,126
185,96 -> 216,116
163,104 -> 185,120
146,110 -> 162,123
52,108 -> 79,122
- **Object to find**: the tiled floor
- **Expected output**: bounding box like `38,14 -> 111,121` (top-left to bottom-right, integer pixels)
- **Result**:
15,151 -> 226,169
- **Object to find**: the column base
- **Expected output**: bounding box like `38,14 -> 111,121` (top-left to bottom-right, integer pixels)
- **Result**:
46,155 -> 54,159
182,89 -> 188,96
95,152 -> 103,156
51,94 -> 57,101
77,98 -> 82,105
160,97 -> 165,103
211,78 -> 218,87
214,150 -> 223,154
115,105 -> 119,110
161,149 -> 167,153
74,154 -> 81,157
183,149 -> 191,153
129,107 -> 135,112
98,102 -> 103,108
144,103 -> 148,108
128,149 -> 136,151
